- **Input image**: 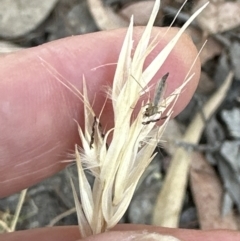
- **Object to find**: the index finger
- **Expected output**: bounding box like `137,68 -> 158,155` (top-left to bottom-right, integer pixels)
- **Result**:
0,27 -> 200,197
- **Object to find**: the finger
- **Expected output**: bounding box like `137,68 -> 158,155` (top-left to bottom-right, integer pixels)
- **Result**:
1,225 -> 240,241
114,224 -> 240,241
0,226 -> 79,241
0,27 -> 200,197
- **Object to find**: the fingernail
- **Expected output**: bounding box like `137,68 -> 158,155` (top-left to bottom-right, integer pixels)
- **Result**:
82,231 -> 182,241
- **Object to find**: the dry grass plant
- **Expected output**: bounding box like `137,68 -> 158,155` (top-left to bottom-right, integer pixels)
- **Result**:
63,0 -> 209,237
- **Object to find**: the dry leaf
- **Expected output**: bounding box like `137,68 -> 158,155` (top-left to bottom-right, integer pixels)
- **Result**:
194,0 -> 240,34
198,36 -> 222,64
119,1 -> 162,26
190,152 -> 238,230
161,119 -> 183,155
185,27 -> 222,64
197,71 -> 215,95
87,0 -> 128,30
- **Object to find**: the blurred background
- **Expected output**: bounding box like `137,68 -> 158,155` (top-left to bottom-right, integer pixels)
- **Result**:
0,0 -> 240,232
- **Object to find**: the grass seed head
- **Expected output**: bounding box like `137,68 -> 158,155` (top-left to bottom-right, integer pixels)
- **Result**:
71,0 -> 209,237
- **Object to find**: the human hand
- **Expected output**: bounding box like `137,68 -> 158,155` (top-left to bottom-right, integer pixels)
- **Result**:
0,28 -> 239,241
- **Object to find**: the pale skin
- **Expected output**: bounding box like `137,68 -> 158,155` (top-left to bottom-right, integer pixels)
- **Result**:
0,27 -> 239,241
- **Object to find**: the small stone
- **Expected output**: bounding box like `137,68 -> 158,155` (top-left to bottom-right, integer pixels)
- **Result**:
67,2 -> 98,34
0,0 -> 58,39
229,41 -> 240,80
220,140 -> 240,171
0,41 -> 24,53
221,108 -> 240,139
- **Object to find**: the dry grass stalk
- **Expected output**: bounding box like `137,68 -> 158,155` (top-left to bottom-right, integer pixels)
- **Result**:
70,0 -> 209,237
